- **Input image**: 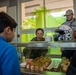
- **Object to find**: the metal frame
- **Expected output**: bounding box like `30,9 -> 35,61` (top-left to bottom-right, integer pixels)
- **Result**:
11,42 -> 76,48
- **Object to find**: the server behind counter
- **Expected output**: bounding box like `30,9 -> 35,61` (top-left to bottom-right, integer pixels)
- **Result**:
60,9 -> 76,60
53,9 -> 76,75
23,28 -> 48,64
54,9 -> 76,60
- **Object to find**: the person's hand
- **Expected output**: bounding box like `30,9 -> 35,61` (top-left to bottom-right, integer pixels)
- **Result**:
73,31 -> 76,40
26,58 -> 32,64
60,48 -> 64,52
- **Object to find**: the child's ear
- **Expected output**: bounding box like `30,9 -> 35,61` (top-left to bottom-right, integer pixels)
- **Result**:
4,27 -> 11,33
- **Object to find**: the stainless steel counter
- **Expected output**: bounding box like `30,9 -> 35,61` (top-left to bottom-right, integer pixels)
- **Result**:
21,68 -> 65,75
12,42 -> 71,75
20,58 -> 65,75
21,68 -> 44,75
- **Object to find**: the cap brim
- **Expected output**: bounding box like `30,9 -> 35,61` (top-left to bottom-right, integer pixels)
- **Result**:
64,14 -> 70,16
64,13 -> 74,16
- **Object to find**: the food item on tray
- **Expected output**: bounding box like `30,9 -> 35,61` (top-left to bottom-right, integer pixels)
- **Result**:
60,58 -> 70,73
47,58 -> 61,72
26,63 -> 31,69
62,65 -> 68,73
26,56 -> 51,71
26,58 -> 32,64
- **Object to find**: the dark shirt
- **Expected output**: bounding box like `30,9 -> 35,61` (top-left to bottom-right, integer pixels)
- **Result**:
66,51 -> 76,75
23,37 -> 48,59
31,37 -> 45,41
70,50 -> 76,68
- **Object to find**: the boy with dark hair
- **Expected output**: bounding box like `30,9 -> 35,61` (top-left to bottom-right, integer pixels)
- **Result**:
0,12 -> 20,75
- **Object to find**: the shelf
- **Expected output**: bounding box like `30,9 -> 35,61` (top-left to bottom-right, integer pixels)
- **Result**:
11,41 -> 76,48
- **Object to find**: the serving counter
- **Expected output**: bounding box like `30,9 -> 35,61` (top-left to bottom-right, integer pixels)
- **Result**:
20,57 -> 66,75
11,42 -> 75,75
21,68 -> 44,75
21,68 -> 65,75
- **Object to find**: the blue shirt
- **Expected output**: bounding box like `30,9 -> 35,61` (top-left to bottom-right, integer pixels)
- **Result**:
0,36 -> 20,75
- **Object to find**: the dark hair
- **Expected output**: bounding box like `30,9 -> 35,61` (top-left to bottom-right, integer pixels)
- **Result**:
0,12 -> 17,33
36,28 -> 44,34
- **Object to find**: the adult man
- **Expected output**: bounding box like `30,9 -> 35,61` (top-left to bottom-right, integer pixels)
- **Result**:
0,12 -> 20,75
61,9 -> 76,60
23,28 -> 48,64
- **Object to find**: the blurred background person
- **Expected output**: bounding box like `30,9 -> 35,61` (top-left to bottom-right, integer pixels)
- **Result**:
23,28 -> 48,64
60,9 -> 76,60
66,30 -> 76,75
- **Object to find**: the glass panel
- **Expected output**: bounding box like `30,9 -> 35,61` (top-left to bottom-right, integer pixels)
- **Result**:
21,0 -> 74,55
45,0 -> 73,28
21,0 -> 74,30
21,0 -> 44,30
21,33 -> 35,51
46,11 -> 66,28
46,32 -> 61,55
45,0 -> 73,54
21,34 -> 35,42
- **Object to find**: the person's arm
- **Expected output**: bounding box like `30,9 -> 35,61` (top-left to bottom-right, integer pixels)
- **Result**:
23,47 -> 30,58
40,49 -> 48,57
23,38 -> 36,64
60,48 -> 65,52
23,47 -> 33,64
1,45 -> 20,75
